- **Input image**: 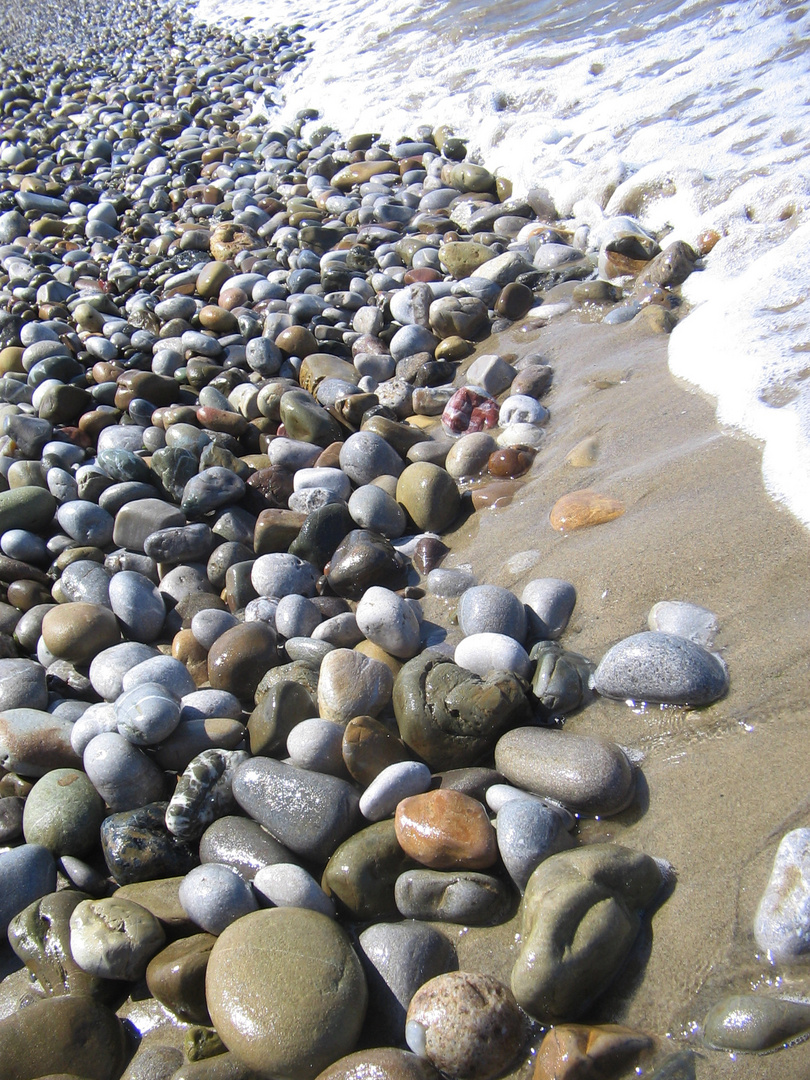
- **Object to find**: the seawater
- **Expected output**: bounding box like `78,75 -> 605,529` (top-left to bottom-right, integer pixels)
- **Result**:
193,0 -> 810,524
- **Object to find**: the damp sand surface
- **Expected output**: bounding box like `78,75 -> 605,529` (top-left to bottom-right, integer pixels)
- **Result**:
421,306 -> 810,1077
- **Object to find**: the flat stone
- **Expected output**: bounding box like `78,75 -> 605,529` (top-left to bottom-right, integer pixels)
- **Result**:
8,890 -> 104,999
322,818 -> 415,922
0,708 -> 82,777
342,715 -> 413,786
549,489 -> 625,531
593,631 -> 728,706
113,498 -> 186,552
205,908 -> 367,1080
208,622 -> 277,701
0,658 -> 47,711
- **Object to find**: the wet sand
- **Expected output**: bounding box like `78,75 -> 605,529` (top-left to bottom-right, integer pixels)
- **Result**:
425,300 -> 810,1076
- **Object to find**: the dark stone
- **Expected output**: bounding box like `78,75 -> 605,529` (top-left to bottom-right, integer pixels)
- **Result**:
100,802 -> 199,886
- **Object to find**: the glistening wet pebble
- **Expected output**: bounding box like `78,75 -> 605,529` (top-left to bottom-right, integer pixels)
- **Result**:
0,0 -> 744,1077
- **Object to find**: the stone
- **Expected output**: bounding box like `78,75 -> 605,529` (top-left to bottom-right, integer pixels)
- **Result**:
22,768 -> 105,856
69,895 -> 166,981
405,972 -> 523,1080
326,530 -> 409,598
339,431 -> 404,487
0,486 -> 57,535
205,908 -> 368,1080
249,679 -> 319,756
252,552 -> 319,598
533,1024 -> 652,1080
439,241 -> 496,279
593,631 -> 729,706
253,863 -> 335,918
464,354 -> 516,397
0,658 -> 47,711
233,757 -> 361,864
348,485 -> 407,538
146,933 -> 216,1024
496,797 -> 575,891
153,718 -> 247,773
356,587 -> 422,659
396,463 -> 460,533
702,994 -> 810,1053
522,578 -> 576,640
0,843 -> 56,935
208,622 -> 277,701
530,641 -> 595,717
84,732 -> 167,812
179,863 -> 258,935
495,727 -> 635,817
89,642 -> 160,701
41,602 -> 120,664
343,715 -> 413,786
123,654 -> 197,698
314,1049 -> 439,1080
100,802 -> 199,886
0,708 -> 82,776
395,789 -> 497,870
322,819 -> 415,921
8,890 -> 104,999
287,717 -> 346,776
511,844 -> 666,1021
445,433 -> 497,479
360,761 -> 433,822
393,652 -> 532,770
165,748 -> 249,842
113,498 -> 186,552
200,815 -> 297,881
318,648 -> 394,724
647,600 -> 719,647
358,921 -> 458,1045
549,489 -> 625,531
116,682 -> 182,746
458,585 -> 527,642
754,828 -> 810,963
0,997 -> 127,1080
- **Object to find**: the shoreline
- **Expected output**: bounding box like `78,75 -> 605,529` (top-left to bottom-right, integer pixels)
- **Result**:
0,0 -> 809,1076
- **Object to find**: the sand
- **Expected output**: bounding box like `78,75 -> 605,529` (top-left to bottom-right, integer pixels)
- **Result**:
418,296 -> 810,1077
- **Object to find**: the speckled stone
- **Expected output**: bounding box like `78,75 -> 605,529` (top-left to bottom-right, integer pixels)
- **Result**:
395,789 -> 497,870
593,631 -> 728,706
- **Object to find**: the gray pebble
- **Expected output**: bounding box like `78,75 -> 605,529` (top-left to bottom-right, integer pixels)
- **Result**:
180,688 -> 244,721
0,658 -> 48,711
89,642 -> 160,701
496,797 -> 575,890
459,585 -> 527,643
253,863 -> 335,917
191,609 -> 240,650
275,594 -> 321,640
395,869 -> 511,925
647,600 -> 719,647
122,655 -> 197,699
754,828 -> 810,963
251,553 -> 319,599
57,501 -> 114,547
521,578 -> 576,640
339,431 -> 404,486
348,485 -> 407,538
454,633 -> 532,680
83,731 -> 166,811
286,718 -> 346,777
426,568 -> 475,597
69,896 -> 166,980
179,863 -> 258,935
593,631 -> 728,705
360,761 -> 433,822
0,843 -> 56,934
109,571 -> 166,643
116,682 -> 182,745
70,702 -> 118,755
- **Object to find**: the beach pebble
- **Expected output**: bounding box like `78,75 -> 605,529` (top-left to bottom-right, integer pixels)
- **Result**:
511,844 -> 665,1021
339,431 -> 404,486
251,552 -> 319,598
396,462 -> 460,533
122,654 -> 197,698
0,843 -> 56,934
593,631 -> 728,706
89,642 -> 160,701
69,895 -> 166,980
275,594 -> 322,639
445,432 -> 497,479
549,489 -> 625,531
496,797 -> 576,890
533,1024 -> 652,1080
165,747 -> 248,842
322,819 -> 413,922
41,602 -> 120,664
287,717 -> 346,776
22,767 -> 105,856
360,761 -> 433,821
522,578 -> 577,640
178,863 -> 258,935
0,657 -> 48,711
253,863 -> 335,917
233,757 -> 361,864
499,394 -> 549,426
356,586 -> 422,658
458,584 -> 527,642
108,571 -> 166,643
0,707 -> 81,776
454,632 -> 532,680
145,933 -> 216,1025
199,815 -> 296,881
116,682 -> 181,745
190,608 -> 240,650
83,731 -> 166,812
647,600 -> 719,647
703,994 -> 810,1052
318,648 -> 395,724
205,908 -> 367,1079
426,567 -> 475,596
395,789 -> 497,870
315,1049 -> 439,1080
495,727 -> 635,816
57,500 -> 114,547
348,485 -> 407,537
207,622 -> 278,700
0,997 -> 127,1080
100,802 -> 198,886
358,921 -> 458,1044
754,828 -> 810,963
405,971 -> 523,1080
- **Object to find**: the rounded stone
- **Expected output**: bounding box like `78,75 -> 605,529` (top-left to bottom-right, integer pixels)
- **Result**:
253,863 -> 335,918
593,630 -> 729,706
318,648 -> 395,724
57,500 -> 114,547
251,552 -> 319,599
496,797 -> 575,891
0,843 -> 57,935
179,863 -> 258,935
454,633 -> 532,680
69,896 -> 166,980
314,1049 -> 439,1080
703,994 -> 810,1052
458,585 -> 527,643
275,594 -> 322,640
116,682 -> 182,746
521,578 -> 577,640
83,732 -> 166,812
339,431 -> 404,487
205,908 -> 368,1080
549,489 -> 625,531
146,933 -> 217,1025
0,997 -> 127,1080
395,789 -> 497,870
0,657 -> 48,711
41,602 -> 120,664
348,485 -> 407,538
208,622 -> 278,701
360,761 -> 433,822
396,463 -> 460,533
108,571 -> 166,643
356,587 -> 422,659
444,432 -> 496,480
405,972 -> 523,1080
754,828 -> 810,963
22,768 -> 105,856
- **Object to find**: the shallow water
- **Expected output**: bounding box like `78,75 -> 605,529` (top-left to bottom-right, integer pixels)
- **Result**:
191,0 -> 810,526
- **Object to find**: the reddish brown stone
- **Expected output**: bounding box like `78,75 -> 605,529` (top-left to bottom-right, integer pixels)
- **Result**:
275,325 -> 319,358
195,406 -> 248,438
394,789 -> 497,870
487,447 -> 534,478
470,480 -> 522,510
549,490 -> 625,532
533,1023 -> 652,1080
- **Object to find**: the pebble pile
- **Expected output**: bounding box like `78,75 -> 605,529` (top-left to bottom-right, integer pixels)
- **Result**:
0,1 -> 740,1079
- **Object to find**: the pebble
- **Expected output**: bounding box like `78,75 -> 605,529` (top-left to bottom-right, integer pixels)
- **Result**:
533,1024 -> 652,1080
69,896 -> 166,981
41,602 -> 120,664
116,682 -> 182,745
22,767 -> 105,856
496,796 -> 576,890
315,1049 -> 439,1080
253,863 -> 336,917
754,828 -> 810,962
206,908 -> 367,1080
101,804 -> 198,887
287,717 -> 346,776
318,648 -> 395,724
199,815 -> 296,881
549,489 -> 625,531
0,657 -> 47,711
83,731 -> 166,812
0,997 -> 127,1080
405,972 -> 524,1080
521,578 -> 577,640
178,863 -> 258,935
647,600 -> 719,646
396,462 -> 460,533
356,586 -> 422,658
454,632 -> 532,680
145,933 -> 216,1025
394,789 -> 498,870
360,761 -> 433,821
0,843 -> 56,935
702,994 -> 810,1052
0,708 -> 81,776
458,584 -> 527,642
593,630 -> 729,706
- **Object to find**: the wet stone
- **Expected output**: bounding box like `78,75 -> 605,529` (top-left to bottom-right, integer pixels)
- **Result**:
395,789 -> 498,870
69,895 -> 166,981
395,869 -> 512,926
593,630 -> 728,706
146,933 -> 216,1025
549,489 -> 625,531
322,818 -> 416,922
754,828 -> 810,963
199,815 -> 297,881
702,994 -> 810,1052
533,1024 -> 652,1080
178,862 -> 258,935
100,802 -> 199,886
8,890 -> 105,999
253,863 -> 335,918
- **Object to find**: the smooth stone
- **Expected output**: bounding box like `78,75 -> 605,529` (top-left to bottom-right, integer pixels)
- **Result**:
0,486 -> 57,535
533,1024 -> 652,1080
549,489 -> 625,531
593,631 -> 729,706
70,703 -> 118,756
251,552 -> 319,598
113,499 -> 186,553
0,997 -> 127,1080
145,523 -> 214,565
439,241 -> 496,279
356,587 -> 422,659
395,789 -> 497,870
566,435 -> 599,466
444,432 -> 496,479
348,485 -> 407,538
339,431 -> 404,487
116,682 -> 181,746
425,568 -> 475,597
146,933 -> 216,1025
191,609 -> 240,650
109,571 -> 166,643
754,828 -> 810,962
389,325 -> 440,363
511,844 -> 665,1021
393,652 -> 532,770
0,795 -> 23,842
287,717 -> 346,777
57,501 -> 114,547
208,622 -> 278,701
179,863 -> 258,935
0,843 -> 57,935
41,602 -> 120,664
113,876 -> 193,936
8,890 -> 104,999
289,502 -> 354,569
314,1049 -> 439,1080
0,708 -> 81,776
326,530 -> 409,598
359,921 -> 458,1045
274,594 -> 321,640
405,972 -> 523,1080
0,658 -> 47,712
464,354 -> 515,397
233,757 -> 361,864
521,578 -> 576,640
647,600 -> 719,647
395,869 -> 512,925
702,994 -> 810,1052
396,463 -> 460,533
253,863 -> 335,917
458,585 -> 527,643
249,679 -> 319,757
342,715 -> 413,786
89,642 -> 161,701
454,632 -> 532,680
360,761 -> 433,822
200,815 -> 296,881
280,389 -> 343,447
321,819 -> 415,921
495,727 -> 635,816
318,648 -> 395,724
69,896 -> 166,980
22,768 -> 105,856
179,690 -> 243,723
84,732 -> 166,812
122,655 -> 197,698
496,797 -> 575,891
205,908 -> 368,1080
101,802 -> 198,886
